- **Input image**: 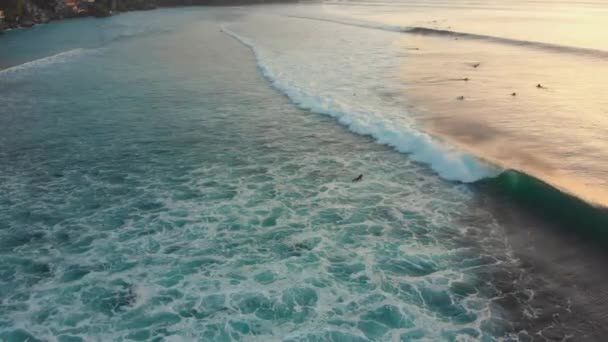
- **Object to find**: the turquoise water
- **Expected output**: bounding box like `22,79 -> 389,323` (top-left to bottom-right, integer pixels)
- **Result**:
1,6 -> 606,342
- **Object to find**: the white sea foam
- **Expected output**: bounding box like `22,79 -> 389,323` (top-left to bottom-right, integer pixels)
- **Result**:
221,25 -> 500,183
0,48 -> 89,79
0,12 -> 520,341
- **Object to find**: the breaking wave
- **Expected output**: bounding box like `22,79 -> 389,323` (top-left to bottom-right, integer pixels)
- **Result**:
221,25 -> 500,183
222,21 -> 608,231
476,170 -> 608,242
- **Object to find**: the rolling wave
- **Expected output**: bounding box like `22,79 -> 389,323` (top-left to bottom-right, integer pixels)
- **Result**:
0,48 -> 90,79
287,15 -> 608,59
476,170 -> 608,242
221,24 -> 499,183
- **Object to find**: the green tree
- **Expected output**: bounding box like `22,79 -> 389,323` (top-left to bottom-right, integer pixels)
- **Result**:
0,0 -> 27,17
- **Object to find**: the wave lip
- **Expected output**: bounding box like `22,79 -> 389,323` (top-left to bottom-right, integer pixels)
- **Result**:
221,25 -> 500,183
287,15 -> 608,59
0,48 -> 89,79
477,170 -> 608,242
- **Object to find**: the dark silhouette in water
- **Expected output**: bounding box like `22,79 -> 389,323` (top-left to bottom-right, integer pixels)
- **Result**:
536,83 -> 545,89
463,77 -> 469,81
511,92 -> 517,96
456,96 -> 465,100
472,62 -> 481,68
352,174 -> 363,182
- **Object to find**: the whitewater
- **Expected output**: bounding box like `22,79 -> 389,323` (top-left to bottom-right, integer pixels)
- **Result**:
2,3 -> 608,341
0,49 -> 91,79
220,24 -> 499,183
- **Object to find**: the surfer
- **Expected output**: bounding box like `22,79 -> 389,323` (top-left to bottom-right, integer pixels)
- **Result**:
352,174 -> 363,182
457,96 -> 465,100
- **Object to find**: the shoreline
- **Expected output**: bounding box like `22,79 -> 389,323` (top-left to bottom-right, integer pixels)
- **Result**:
0,0 -> 303,34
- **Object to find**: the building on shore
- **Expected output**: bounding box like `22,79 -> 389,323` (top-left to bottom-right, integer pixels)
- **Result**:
64,0 -> 78,10
63,0 -> 99,14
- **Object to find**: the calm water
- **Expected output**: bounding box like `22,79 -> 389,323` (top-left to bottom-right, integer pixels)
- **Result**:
314,0 -> 608,206
1,4 -> 608,341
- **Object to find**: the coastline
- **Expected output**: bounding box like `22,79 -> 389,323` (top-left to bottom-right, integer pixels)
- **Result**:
0,0 -> 302,34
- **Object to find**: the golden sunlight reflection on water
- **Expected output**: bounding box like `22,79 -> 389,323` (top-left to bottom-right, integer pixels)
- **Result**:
326,0 -> 608,206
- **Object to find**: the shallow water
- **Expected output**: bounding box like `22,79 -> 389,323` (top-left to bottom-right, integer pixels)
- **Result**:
1,4 -> 608,342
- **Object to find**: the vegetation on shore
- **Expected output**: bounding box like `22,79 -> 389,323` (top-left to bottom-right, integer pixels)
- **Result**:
0,0 -> 298,32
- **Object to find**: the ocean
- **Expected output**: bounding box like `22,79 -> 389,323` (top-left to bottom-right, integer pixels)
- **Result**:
1,2 -> 608,341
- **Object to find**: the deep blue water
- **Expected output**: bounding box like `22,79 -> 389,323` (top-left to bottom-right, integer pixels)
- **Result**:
1,6 -> 607,342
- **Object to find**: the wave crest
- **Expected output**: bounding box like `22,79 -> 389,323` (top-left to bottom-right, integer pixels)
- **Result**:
0,48 -> 89,79
221,25 -> 499,183
477,170 -> 608,240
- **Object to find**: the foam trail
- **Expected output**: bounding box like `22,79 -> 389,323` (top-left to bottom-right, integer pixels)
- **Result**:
0,48 -> 89,78
287,15 -> 608,59
221,25 -> 500,183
